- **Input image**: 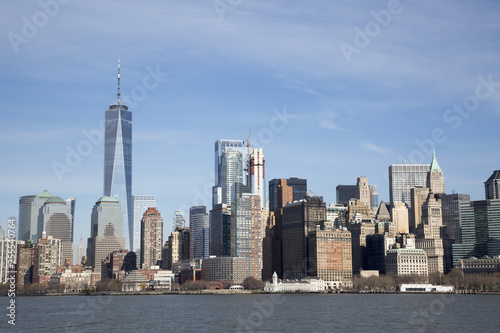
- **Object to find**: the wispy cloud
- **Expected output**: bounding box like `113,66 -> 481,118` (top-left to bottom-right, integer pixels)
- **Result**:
318,111 -> 348,132
360,141 -> 393,155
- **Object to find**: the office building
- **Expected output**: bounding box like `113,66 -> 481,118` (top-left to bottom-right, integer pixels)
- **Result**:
389,164 -> 429,209
269,178 -> 307,212
213,139 -> 246,207
37,196 -> 73,264
369,184 -> 379,210
189,206 -> 209,259
427,150 -> 445,194
326,203 -> 348,229
357,177 -> 371,209
391,202 -> 409,234
336,184 -> 357,207
452,199 -> 500,265
348,221 -> 376,274
309,228 -> 353,289
87,196 -> 126,275
132,195 -> 156,254
201,256 -> 248,285
76,239 -> 85,265
140,207 -> 163,269
385,248 -> 429,277
33,234 -> 62,284
172,210 -> 185,231
16,241 -> 34,289
485,170 -> 500,199
282,196 -> 325,279
410,187 -> 430,234
347,199 -> 371,222
441,193 -> 470,244
209,203 -> 231,256
18,191 -> 53,243
103,60 -> 133,250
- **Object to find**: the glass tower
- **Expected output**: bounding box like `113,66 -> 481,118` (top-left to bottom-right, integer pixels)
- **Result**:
132,195 -> 156,253
103,59 -> 133,250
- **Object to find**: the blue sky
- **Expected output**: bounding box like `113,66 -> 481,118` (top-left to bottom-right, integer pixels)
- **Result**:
1,0 -> 499,253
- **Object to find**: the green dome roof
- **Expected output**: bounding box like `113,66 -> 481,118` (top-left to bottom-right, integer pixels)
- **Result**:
96,196 -> 120,204
44,196 -> 66,204
36,190 -> 55,198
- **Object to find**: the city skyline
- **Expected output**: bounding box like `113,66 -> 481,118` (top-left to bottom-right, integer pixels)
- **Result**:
1,1 -> 500,251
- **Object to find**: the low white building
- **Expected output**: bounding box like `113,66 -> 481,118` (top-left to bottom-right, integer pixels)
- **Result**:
152,270 -> 174,291
265,272 -> 325,292
400,284 -> 454,292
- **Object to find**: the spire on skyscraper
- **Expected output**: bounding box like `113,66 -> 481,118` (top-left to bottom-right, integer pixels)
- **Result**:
117,58 -> 121,105
430,150 -> 442,172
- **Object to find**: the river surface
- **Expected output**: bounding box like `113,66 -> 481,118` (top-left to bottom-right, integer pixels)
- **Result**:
2,293 -> 500,332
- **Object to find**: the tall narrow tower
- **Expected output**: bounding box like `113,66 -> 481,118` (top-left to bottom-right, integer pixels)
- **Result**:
427,150 -> 445,194
103,59 -> 133,250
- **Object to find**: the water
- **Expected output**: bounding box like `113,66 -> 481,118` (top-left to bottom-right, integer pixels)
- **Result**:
3,294 -> 500,332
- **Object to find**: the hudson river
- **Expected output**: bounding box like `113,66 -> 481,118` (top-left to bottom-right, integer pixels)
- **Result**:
4,294 -> 500,332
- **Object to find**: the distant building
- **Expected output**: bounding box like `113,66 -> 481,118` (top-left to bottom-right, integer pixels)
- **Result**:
389,164 -> 429,209
336,184 -> 357,207
348,221 -> 376,274
33,234 -> 62,285
441,193 -> 470,244
369,185 -> 379,210
456,256 -> 500,275
168,227 -> 190,270
326,204 -> 348,229
250,148 -> 266,209
201,256 -> 248,284
209,203 -> 231,257
132,195 -> 156,254
309,228 -> 352,289
452,199 -> 500,265
76,239 -> 85,266
37,195 -> 74,263
282,196 -> 325,280
347,199 -> 371,222
189,206 -> 209,259
140,207 -> 163,269
86,196 -> 126,275
213,139 -> 246,207
231,193 -> 262,279
484,170 -> 500,199
410,187 -> 430,234
16,241 -> 34,289
269,178 -> 307,212
391,202 -> 409,234
264,272 -> 325,292
385,248 -> 428,277
427,151 -> 445,194
366,233 -> 395,274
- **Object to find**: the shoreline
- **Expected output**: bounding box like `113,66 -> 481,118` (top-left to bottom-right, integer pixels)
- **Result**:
3,290 -> 499,296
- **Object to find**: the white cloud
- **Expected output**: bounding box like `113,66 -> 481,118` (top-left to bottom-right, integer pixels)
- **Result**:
360,141 -> 393,155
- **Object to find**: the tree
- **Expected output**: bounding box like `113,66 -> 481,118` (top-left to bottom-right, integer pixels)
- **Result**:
242,277 -> 265,290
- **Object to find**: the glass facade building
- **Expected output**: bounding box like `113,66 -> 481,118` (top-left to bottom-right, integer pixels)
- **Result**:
389,164 -> 430,209
132,195 -> 156,252
103,67 -> 132,250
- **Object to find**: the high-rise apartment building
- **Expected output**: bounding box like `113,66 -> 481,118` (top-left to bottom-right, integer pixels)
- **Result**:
484,170 -> 500,199
87,196 -> 126,275
389,164 -> 429,209
231,193 -> 262,279
250,148 -> 265,208
140,207 -> 163,269
103,60 -> 133,250
189,206 -> 209,259
16,241 -> 34,289
33,234 -> 62,284
37,196 -> 73,264
168,227 -> 190,270
132,195 -> 156,254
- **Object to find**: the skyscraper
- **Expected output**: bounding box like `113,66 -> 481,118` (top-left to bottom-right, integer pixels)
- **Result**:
140,207 -> 163,269
172,210 -> 185,231
250,148 -> 266,209
37,196 -> 74,263
132,195 -> 156,254
389,164 -> 430,209
213,139 -> 245,207
356,177 -> 371,209
103,60 -> 133,250
18,191 -> 53,243
221,150 -> 244,206
87,196 -> 126,274
484,170 -> 500,199
335,184 -> 357,207
427,150 -> 445,194
189,206 -> 210,259
269,177 -> 307,212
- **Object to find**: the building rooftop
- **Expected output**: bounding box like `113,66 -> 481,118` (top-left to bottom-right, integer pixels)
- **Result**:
36,190 -> 55,198
486,170 -> 500,182
96,196 -> 120,204
429,150 -> 442,172
44,196 -> 66,205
